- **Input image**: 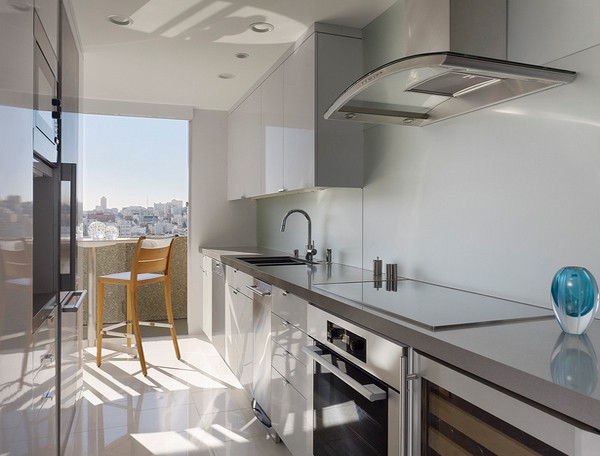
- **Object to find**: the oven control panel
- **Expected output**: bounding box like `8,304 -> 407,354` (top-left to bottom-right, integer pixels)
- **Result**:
327,320 -> 367,363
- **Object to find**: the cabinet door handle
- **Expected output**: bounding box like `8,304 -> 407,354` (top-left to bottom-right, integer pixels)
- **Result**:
303,345 -> 387,402
245,285 -> 271,297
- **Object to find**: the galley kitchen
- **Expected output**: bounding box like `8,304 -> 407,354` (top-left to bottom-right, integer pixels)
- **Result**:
2,1 -> 600,455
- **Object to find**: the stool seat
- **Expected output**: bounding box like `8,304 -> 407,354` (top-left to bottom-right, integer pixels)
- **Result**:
100,272 -> 165,282
96,236 -> 180,376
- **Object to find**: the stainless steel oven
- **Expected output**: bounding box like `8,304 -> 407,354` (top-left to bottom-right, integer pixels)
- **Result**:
307,305 -> 407,456
410,351 -> 600,455
33,11 -> 59,164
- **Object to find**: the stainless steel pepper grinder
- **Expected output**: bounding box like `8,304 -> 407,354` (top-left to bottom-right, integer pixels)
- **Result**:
373,257 -> 383,289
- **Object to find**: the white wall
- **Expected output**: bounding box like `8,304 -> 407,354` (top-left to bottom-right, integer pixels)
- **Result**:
258,0 -> 600,308
188,109 -> 257,334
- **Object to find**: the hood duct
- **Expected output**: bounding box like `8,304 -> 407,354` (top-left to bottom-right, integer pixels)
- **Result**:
324,0 -> 576,127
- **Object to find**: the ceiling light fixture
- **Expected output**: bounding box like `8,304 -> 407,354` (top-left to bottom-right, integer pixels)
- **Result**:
235,53 -> 250,59
249,22 -> 274,33
218,73 -> 235,79
107,14 -> 134,26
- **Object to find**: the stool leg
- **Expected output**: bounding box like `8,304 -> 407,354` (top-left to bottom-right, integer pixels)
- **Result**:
96,281 -> 105,367
130,286 -> 148,376
126,284 -> 133,348
163,277 -> 181,359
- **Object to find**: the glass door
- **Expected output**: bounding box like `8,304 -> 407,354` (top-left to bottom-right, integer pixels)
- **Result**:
313,342 -> 389,456
421,380 -> 567,455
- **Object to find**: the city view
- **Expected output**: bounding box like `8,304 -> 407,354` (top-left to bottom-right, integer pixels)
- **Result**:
83,196 -> 188,238
81,113 -> 188,239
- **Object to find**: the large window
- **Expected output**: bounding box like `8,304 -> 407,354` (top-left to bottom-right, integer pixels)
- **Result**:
82,114 -> 188,237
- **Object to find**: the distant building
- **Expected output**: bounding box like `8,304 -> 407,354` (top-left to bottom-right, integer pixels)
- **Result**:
86,211 -> 115,223
100,196 -> 107,210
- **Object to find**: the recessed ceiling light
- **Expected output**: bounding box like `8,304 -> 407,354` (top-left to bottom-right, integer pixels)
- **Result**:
249,22 -> 274,33
218,73 -> 235,79
107,14 -> 134,26
235,53 -> 250,59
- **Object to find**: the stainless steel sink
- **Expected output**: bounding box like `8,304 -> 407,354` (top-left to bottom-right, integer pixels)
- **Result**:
238,256 -> 310,266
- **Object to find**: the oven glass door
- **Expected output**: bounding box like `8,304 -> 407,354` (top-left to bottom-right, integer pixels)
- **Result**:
313,342 -> 389,456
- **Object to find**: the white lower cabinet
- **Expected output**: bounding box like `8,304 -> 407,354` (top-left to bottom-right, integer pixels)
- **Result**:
271,340 -> 308,396
225,282 -> 253,394
270,286 -> 312,455
271,367 -> 310,456
272,287 -> 307,331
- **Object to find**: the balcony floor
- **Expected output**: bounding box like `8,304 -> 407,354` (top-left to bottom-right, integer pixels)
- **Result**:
66,333 -> 291,456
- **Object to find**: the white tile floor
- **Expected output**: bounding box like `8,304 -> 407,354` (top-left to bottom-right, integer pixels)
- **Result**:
66,335 -> 292,456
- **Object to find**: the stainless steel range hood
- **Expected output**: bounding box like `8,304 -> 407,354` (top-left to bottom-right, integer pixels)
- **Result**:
325,0 -> 576,127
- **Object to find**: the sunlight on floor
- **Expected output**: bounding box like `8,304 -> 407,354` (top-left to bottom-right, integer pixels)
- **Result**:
65,335 -> 291,456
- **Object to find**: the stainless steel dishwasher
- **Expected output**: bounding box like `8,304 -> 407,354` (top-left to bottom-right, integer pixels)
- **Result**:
211,259 -> 226,359
246,278 -> 273,428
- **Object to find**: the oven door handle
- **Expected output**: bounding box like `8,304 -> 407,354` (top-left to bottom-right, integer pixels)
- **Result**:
303,345 -> 387,402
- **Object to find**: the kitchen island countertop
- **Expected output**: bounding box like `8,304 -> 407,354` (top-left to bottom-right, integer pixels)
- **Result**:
203,247 -> 600,431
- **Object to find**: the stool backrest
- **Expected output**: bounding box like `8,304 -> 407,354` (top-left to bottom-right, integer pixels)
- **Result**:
131,236 -> 175,277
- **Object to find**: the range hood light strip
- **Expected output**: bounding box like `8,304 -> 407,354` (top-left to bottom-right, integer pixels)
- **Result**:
453,78 -> 502,97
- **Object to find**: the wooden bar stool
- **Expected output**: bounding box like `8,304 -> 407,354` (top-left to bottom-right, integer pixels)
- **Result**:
96,236 -> 180,376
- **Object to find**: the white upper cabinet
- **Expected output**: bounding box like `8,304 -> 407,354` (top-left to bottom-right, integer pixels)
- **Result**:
227,87 -> 264,200
283,35 -> 315,192
262,65 -> 285,195
227,25 -> 363,200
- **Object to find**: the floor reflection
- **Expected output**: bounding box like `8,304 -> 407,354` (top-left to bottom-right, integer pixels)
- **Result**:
66,335 -> 291,456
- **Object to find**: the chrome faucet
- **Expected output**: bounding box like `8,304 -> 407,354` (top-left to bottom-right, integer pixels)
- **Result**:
280,209 -> 317,263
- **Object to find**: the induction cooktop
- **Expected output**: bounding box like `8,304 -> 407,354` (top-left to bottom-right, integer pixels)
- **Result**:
312,279 -> 554,331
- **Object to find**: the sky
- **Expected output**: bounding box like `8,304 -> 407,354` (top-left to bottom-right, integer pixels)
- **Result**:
83,114 -> 188,211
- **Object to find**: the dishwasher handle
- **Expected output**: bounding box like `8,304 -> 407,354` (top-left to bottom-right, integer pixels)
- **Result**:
303,345 -> 387,402
245,285 -> 271,297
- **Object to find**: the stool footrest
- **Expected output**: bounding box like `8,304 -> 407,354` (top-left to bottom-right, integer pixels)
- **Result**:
101,329 -> 135,339
103,322 -> 129,332
138,321 -> 173,328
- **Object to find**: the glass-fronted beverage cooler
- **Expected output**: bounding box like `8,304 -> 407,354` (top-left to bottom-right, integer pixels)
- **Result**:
411,352 -> 600,456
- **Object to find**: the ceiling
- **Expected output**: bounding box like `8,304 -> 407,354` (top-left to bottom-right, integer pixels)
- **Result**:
66,0 -> 397,112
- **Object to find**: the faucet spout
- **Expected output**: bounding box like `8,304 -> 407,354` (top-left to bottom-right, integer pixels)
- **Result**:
280,209 -> 316,262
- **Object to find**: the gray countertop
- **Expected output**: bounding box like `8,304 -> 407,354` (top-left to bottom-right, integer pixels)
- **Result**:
203,247 -> 600,431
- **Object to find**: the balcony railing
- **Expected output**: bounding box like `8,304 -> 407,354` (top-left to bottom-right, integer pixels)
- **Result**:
79,236 -> 187,327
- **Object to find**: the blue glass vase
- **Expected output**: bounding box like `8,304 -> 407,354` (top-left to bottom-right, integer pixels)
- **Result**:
551,267 -> 599,335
